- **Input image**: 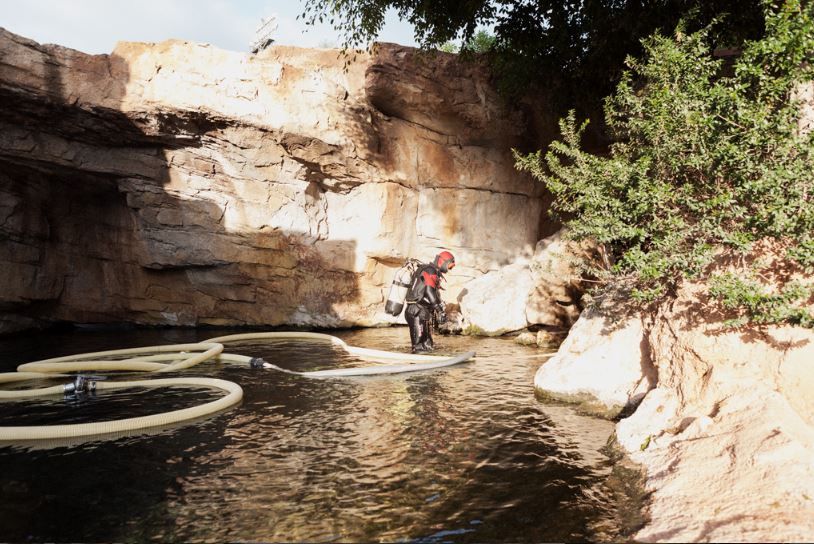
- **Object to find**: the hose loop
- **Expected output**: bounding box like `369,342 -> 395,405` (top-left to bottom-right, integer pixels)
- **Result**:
0,331 -> 475,442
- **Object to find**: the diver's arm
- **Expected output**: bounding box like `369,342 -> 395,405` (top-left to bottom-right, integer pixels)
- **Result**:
424,281 -> 447,323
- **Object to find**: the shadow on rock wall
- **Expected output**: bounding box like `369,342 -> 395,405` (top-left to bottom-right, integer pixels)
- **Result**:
0,36 -> 360,333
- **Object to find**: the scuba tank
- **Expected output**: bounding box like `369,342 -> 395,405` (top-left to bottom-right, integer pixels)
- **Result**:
384,259 -> 422,316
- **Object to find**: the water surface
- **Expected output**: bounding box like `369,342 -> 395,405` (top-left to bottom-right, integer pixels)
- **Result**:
0,326 -> 640,542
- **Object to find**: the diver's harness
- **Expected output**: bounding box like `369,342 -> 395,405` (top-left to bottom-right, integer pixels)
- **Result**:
404,266 -> 447,327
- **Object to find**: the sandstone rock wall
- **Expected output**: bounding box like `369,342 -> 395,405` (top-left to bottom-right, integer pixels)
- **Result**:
535,279 -> 814,541
460,230 -> 587,335
0,29 -> 549,333
533,308 -> 654,417
615,282 -> 814,542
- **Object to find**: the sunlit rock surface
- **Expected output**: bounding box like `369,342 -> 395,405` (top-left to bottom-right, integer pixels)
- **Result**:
0,29 -> 554,333
525,231 -> 588,328
536,271 -> 814,541
533,308 -> 655,418
460,230 -> 587,335
618,280 -> 814,542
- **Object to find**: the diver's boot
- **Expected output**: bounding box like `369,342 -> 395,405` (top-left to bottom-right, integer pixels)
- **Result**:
421,322 -> 434,351
408,318 -> 424,353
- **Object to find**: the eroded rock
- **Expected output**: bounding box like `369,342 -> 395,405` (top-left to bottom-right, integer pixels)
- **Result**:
535,268 -> 814,540
534,307 -> 655,418
459,229 -> 589,335
617,281 -> 814,542
0,29 -> 552,332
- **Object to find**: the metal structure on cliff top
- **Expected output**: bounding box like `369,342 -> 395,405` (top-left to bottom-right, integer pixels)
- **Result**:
251,15 -> 278,54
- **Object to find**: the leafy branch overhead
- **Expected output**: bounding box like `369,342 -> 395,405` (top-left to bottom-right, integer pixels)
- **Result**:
515,0 -> 814,326
298,0 -> 765,112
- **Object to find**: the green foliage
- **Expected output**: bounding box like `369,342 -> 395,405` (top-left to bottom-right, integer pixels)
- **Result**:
786,239 -> 814,272
298,0 -> 765,116
438,41 -> 459,54
515,0 -> 814,326
709,273 -> 814,327
462,324 -> 488,336
437,31 -> 495,55
462,30 -> 496,54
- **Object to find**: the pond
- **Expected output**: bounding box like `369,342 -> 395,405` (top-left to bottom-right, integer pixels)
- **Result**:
0,326 -> 642,542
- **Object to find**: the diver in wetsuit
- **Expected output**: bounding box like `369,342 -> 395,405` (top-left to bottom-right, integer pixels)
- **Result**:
404,251 -> 456,353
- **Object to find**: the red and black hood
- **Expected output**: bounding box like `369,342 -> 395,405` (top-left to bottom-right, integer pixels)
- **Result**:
433,251 -> 456,274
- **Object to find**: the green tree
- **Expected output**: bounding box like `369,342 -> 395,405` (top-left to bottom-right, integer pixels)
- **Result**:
437,31 -> 496,56
299,1 -> 766,124
462,30 -> 496,54
515,0 -> 814,325
438,41 -> 459,54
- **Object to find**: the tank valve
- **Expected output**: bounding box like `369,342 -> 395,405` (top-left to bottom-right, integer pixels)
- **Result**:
63,375 -> 97,397
249,357 -> 268,369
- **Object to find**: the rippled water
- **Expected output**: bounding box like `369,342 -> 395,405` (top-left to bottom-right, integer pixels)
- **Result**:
0,326 -> 641,542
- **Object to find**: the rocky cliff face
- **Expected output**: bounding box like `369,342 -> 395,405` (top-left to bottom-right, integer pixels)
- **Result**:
535,262 -> 814,541
615,284 -> 814,542
0,29 -> 552,334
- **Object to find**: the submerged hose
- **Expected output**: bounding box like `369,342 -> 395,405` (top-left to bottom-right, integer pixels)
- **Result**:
0,331 -> 476,441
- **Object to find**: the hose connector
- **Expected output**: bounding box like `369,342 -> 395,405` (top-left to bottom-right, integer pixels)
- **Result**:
63,375 -> 97,397
249,357 -> 268,369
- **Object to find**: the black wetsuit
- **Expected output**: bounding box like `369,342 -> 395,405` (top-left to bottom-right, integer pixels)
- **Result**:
404,263 -> 444,353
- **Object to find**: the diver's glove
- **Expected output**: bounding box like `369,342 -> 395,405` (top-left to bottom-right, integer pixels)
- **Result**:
435,305 -> 447,325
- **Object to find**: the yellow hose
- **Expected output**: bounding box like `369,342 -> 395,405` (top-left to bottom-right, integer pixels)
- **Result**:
16,343 -> 224,374
202,332 -> 454,362
0,372 -> 69,384
0,331 -> 475,442
121,353 -> 253,365
201,331 -> 476,377
15,361 -> 168,373
0,384 -> 67,399
1,342 -> 235,441
0,378 -> 242,441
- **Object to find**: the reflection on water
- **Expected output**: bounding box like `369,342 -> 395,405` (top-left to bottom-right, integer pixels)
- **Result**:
0,326 -> 641,542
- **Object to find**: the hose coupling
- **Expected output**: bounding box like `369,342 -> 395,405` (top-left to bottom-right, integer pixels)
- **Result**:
63,375 -> 97,396
249,357 -> 268,369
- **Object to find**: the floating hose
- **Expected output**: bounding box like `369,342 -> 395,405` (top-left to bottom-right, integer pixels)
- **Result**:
16,343 -> 224,374
0,331 -> 476,441
0,377 -> 242,441
262,350 -> 476,377
201,331 -> 476,377
0,371 -> 68,384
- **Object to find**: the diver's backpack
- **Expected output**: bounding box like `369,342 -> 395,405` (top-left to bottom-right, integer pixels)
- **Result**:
384,259 -> 422,316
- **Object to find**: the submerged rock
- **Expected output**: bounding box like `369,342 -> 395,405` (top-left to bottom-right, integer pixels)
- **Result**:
514,331 -> 537,345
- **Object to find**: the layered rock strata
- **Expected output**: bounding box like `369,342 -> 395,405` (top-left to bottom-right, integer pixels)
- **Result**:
0,29 -> 550,333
